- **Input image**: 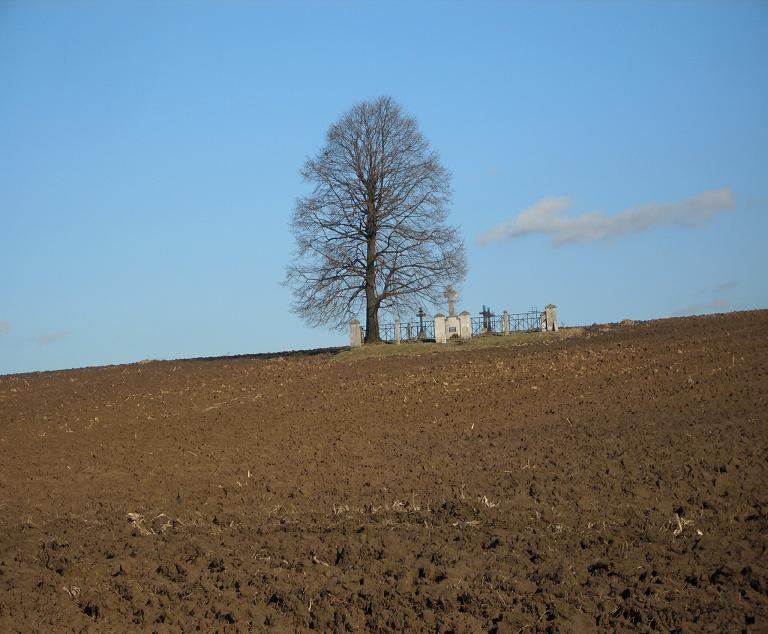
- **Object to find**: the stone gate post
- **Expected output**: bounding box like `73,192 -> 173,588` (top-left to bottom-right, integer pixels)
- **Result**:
459,311 -> 472,340
545,304 -> 558,331
434,314 -> 447,344
394,319 -> 401,345
349,319 -> 362,347
502,310 -> 510,335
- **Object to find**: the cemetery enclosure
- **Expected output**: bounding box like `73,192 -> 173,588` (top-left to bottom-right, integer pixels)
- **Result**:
357,308 -> 548,346
0,310 -> 767,632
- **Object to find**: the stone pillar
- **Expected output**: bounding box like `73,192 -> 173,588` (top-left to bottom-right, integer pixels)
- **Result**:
540,311 -> 547,332
545,304 -> 558,332
394,319 -> 401,345
459,311 -> 472,340
349,319 -> 362,347
434,313 -> 447,344
502,310 -> 510,335
459,310 -> 472,340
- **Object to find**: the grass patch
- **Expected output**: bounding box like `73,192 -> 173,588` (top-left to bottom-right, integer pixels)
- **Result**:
333,328 -> 583,362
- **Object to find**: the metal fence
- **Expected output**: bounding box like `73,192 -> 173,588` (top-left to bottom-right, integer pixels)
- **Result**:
361,307 -> 540,343
361,317 -> 435,343
471,314 -> 502,335
509,310 -> 540,332
399,319 -> 434,341
471,309 -> 540,335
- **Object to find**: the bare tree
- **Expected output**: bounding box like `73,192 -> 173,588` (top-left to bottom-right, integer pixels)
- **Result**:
285,96 -> 466,343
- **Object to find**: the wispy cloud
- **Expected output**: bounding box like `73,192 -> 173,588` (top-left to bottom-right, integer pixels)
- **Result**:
674,299 -> 732,317
714,280 -> 739,293
478,188 -> 735,246
37,330 -> 70,346
743,196 -> 768,210
0,320 -> 10,336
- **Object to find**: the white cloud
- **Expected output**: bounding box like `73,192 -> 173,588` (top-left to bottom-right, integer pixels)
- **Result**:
0,320 -> 10,336
478,188 -> 735,246
37,330 -> 70,346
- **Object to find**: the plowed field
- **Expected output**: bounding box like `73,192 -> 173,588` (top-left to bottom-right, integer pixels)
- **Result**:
1,310 -> 766,632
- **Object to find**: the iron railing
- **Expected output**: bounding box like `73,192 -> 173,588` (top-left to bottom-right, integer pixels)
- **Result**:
361,317 -> 434,342
400,319 -> 434,340
510,310 -> 540,332
471,309 -> 540,335
360,308 -> 541,343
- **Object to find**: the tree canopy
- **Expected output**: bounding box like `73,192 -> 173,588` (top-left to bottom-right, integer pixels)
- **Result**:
286,96 -> 466,342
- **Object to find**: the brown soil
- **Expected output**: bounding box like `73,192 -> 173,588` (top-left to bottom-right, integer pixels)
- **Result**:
1,310 -> 766,633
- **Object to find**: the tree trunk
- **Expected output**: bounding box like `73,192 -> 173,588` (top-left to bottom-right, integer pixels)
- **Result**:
365,294 -> 379,343
364,227 -> 380,343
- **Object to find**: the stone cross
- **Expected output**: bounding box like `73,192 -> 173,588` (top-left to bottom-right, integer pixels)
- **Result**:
416,307 -> 427,339
481,305 -> 493,331
444,285 -> 459,316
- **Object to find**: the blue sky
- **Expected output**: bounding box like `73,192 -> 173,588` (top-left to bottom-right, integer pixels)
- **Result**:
1,0 -> 766,374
